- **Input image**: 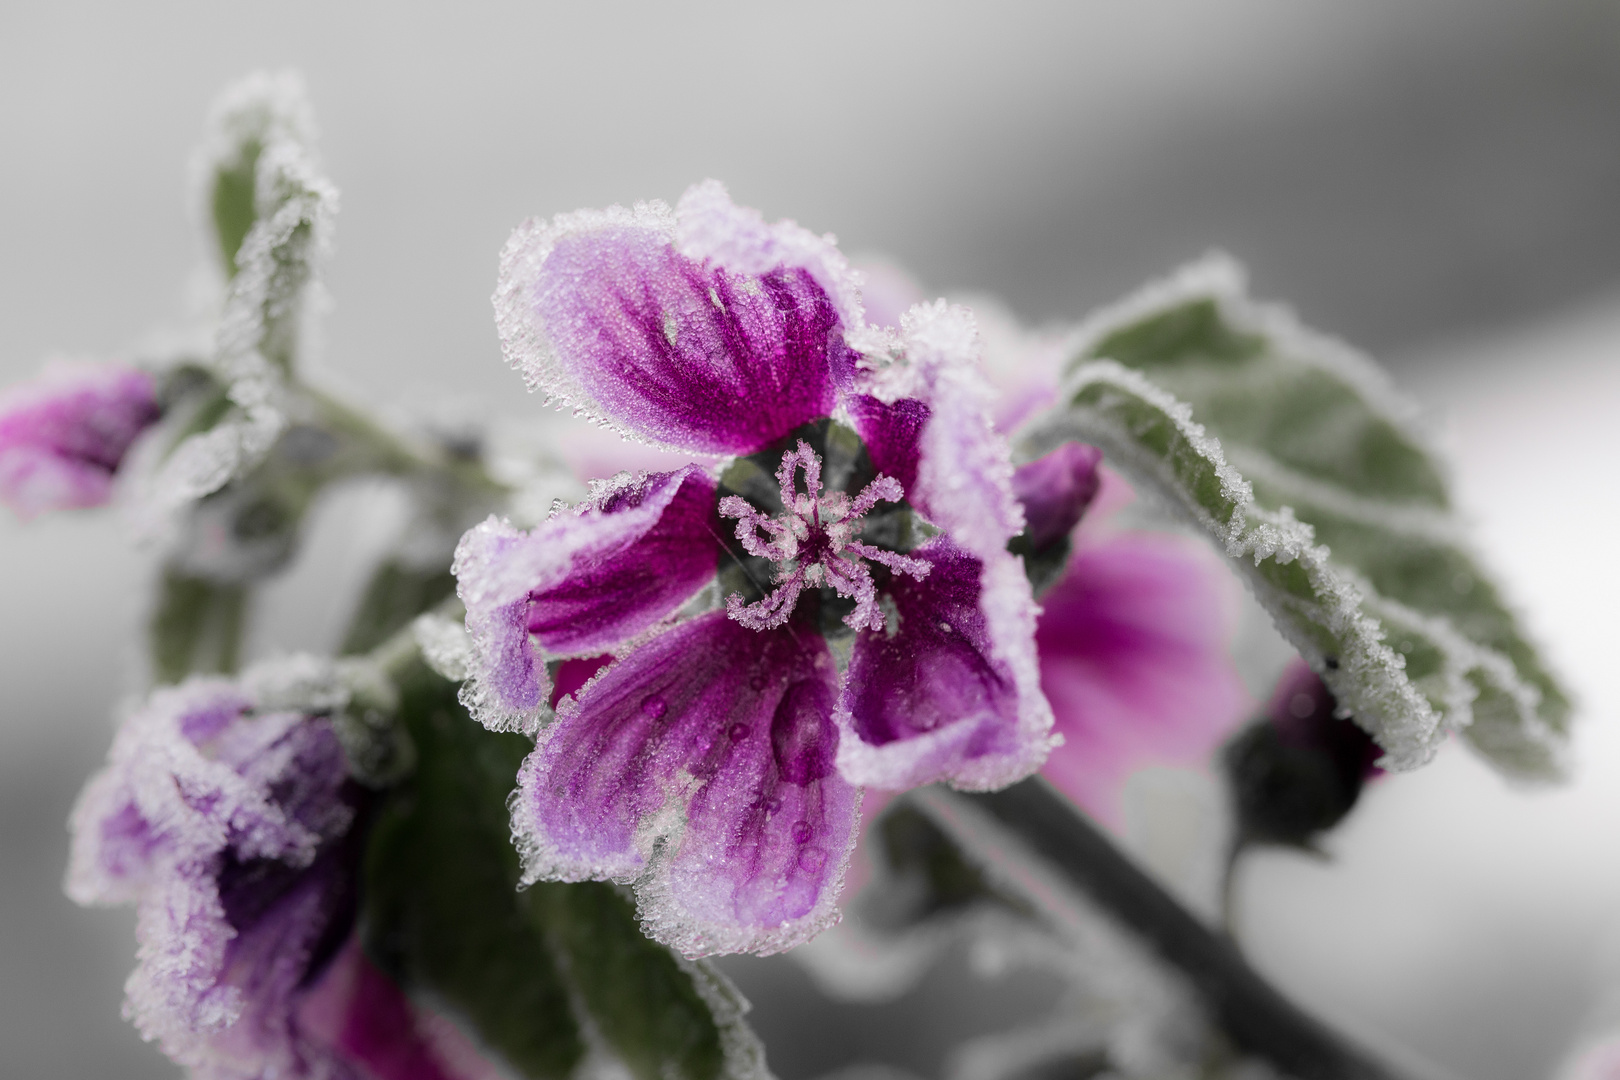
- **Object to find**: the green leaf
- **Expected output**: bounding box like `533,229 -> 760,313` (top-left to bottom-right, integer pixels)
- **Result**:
148,565 -> 248,683
1026,256 -> 1570,778
201,72 -> 336,377
362,663 -> 768,1080
210,137 -> 260,279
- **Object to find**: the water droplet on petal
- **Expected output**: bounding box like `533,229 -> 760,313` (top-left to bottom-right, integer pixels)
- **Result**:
728,722 -> 750,741
797,846 -> 827,872
1289,693 -> 1315,719
641,694 -> 667,719
750,674 -> 768,691
791,820 -> 812,844
765,795 -> 784,813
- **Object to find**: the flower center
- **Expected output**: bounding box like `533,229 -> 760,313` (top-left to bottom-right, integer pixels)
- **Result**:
719,440 -> 929,632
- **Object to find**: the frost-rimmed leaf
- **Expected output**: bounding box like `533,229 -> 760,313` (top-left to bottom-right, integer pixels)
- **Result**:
362,662 -> 770,1080
1024,255 -> 1569,777
151,71 -> 339,516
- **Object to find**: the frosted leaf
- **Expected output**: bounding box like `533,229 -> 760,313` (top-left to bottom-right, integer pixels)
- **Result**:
1023,255 -> 1571,778
144,71 -> 337,516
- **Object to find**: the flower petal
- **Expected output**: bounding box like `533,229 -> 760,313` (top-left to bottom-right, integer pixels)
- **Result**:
1036,533 -> 1250,826
453,466 -> 722,734
902,301 -> 1025,560
846,394 -> 929,494
836,537 -> 1054,791
512,610 -> 859,957
495,185 -> 857,455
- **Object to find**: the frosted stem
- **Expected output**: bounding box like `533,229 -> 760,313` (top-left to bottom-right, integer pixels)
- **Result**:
932,780 -> 1410,1080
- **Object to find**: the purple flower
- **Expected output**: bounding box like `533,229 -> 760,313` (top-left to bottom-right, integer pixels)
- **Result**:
1012,444 -> 1251,828
457,181 -> 1053,956
0,361 -> 160,517
66,674 -> 377,1078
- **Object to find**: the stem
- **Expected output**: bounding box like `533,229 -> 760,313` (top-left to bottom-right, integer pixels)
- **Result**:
926,779 -> 1410,1080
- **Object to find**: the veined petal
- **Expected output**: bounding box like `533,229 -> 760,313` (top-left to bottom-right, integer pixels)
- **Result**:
453,466 -> 722,734
675,179 -> 868,362
1037,533 -> 1250,827
836,537 -> 1054,791
511,610 -> 859,958
494,184 -> 856,455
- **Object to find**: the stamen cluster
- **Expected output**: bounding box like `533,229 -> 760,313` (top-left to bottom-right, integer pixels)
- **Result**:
719,440 -> 929,631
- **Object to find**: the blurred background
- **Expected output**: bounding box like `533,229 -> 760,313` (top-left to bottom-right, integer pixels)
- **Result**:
3,2 -> 1619,1078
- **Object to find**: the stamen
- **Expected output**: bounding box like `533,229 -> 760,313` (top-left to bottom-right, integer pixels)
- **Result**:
719,443 -> 932,632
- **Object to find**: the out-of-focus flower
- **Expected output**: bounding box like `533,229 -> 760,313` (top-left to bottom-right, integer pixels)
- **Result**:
65,668 -> 478,1079
1011,443 -> 1251,828
454,180 -> 1054,957
0,361 -> 160,517
1223,658 -> 1384,850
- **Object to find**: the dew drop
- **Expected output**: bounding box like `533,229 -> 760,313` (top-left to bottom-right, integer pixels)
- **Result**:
791,820 -> 812,844
641,694 -> 667,719
1289,693 -> 1315,719
728,722 -> 750,741
765,795 -> 784,813
749,674 -> 769,691
797,846 -> 827,873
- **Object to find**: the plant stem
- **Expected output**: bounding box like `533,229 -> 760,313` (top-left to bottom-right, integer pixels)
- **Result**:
930,779 -> 1410,1080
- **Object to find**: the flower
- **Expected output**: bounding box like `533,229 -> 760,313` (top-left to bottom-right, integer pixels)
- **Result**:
66,667 -> 482,1079
1010,441 -> 1251,829
454,181 -> 1054,957
0,361 -> 160,517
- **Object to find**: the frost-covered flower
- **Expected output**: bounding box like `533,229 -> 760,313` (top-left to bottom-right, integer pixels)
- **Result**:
1009,442 -> 1250,828
65,671 -> 426,1079
454,181 -> 1054,957
0,361 -> 159,517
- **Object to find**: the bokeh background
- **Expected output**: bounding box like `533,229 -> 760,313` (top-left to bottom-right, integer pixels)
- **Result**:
3,3 -> 1620,1078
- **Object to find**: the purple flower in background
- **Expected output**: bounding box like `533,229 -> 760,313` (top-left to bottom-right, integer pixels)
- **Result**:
1010,442 -> 1251,828
65,674 -> 475,1079
0,361 -> 160,517
455,181 -> 1053,956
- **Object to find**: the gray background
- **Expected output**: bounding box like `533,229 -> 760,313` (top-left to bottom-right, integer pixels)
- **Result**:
3,3 -> 1620,1078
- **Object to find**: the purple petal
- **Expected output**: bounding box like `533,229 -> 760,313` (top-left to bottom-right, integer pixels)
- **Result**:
836,537 -> 1054,791
1036,533 -> 1250,826
66,672 -> 364,1077
1011,441 -> 1103,550
296,939 -> 480,1080
846,394 -> 929,493
0,362 -> 159,517
902,301 -> 1025,561
453,466 -> 722,734
495,186 -> 858,455
512,610 -> 859,957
